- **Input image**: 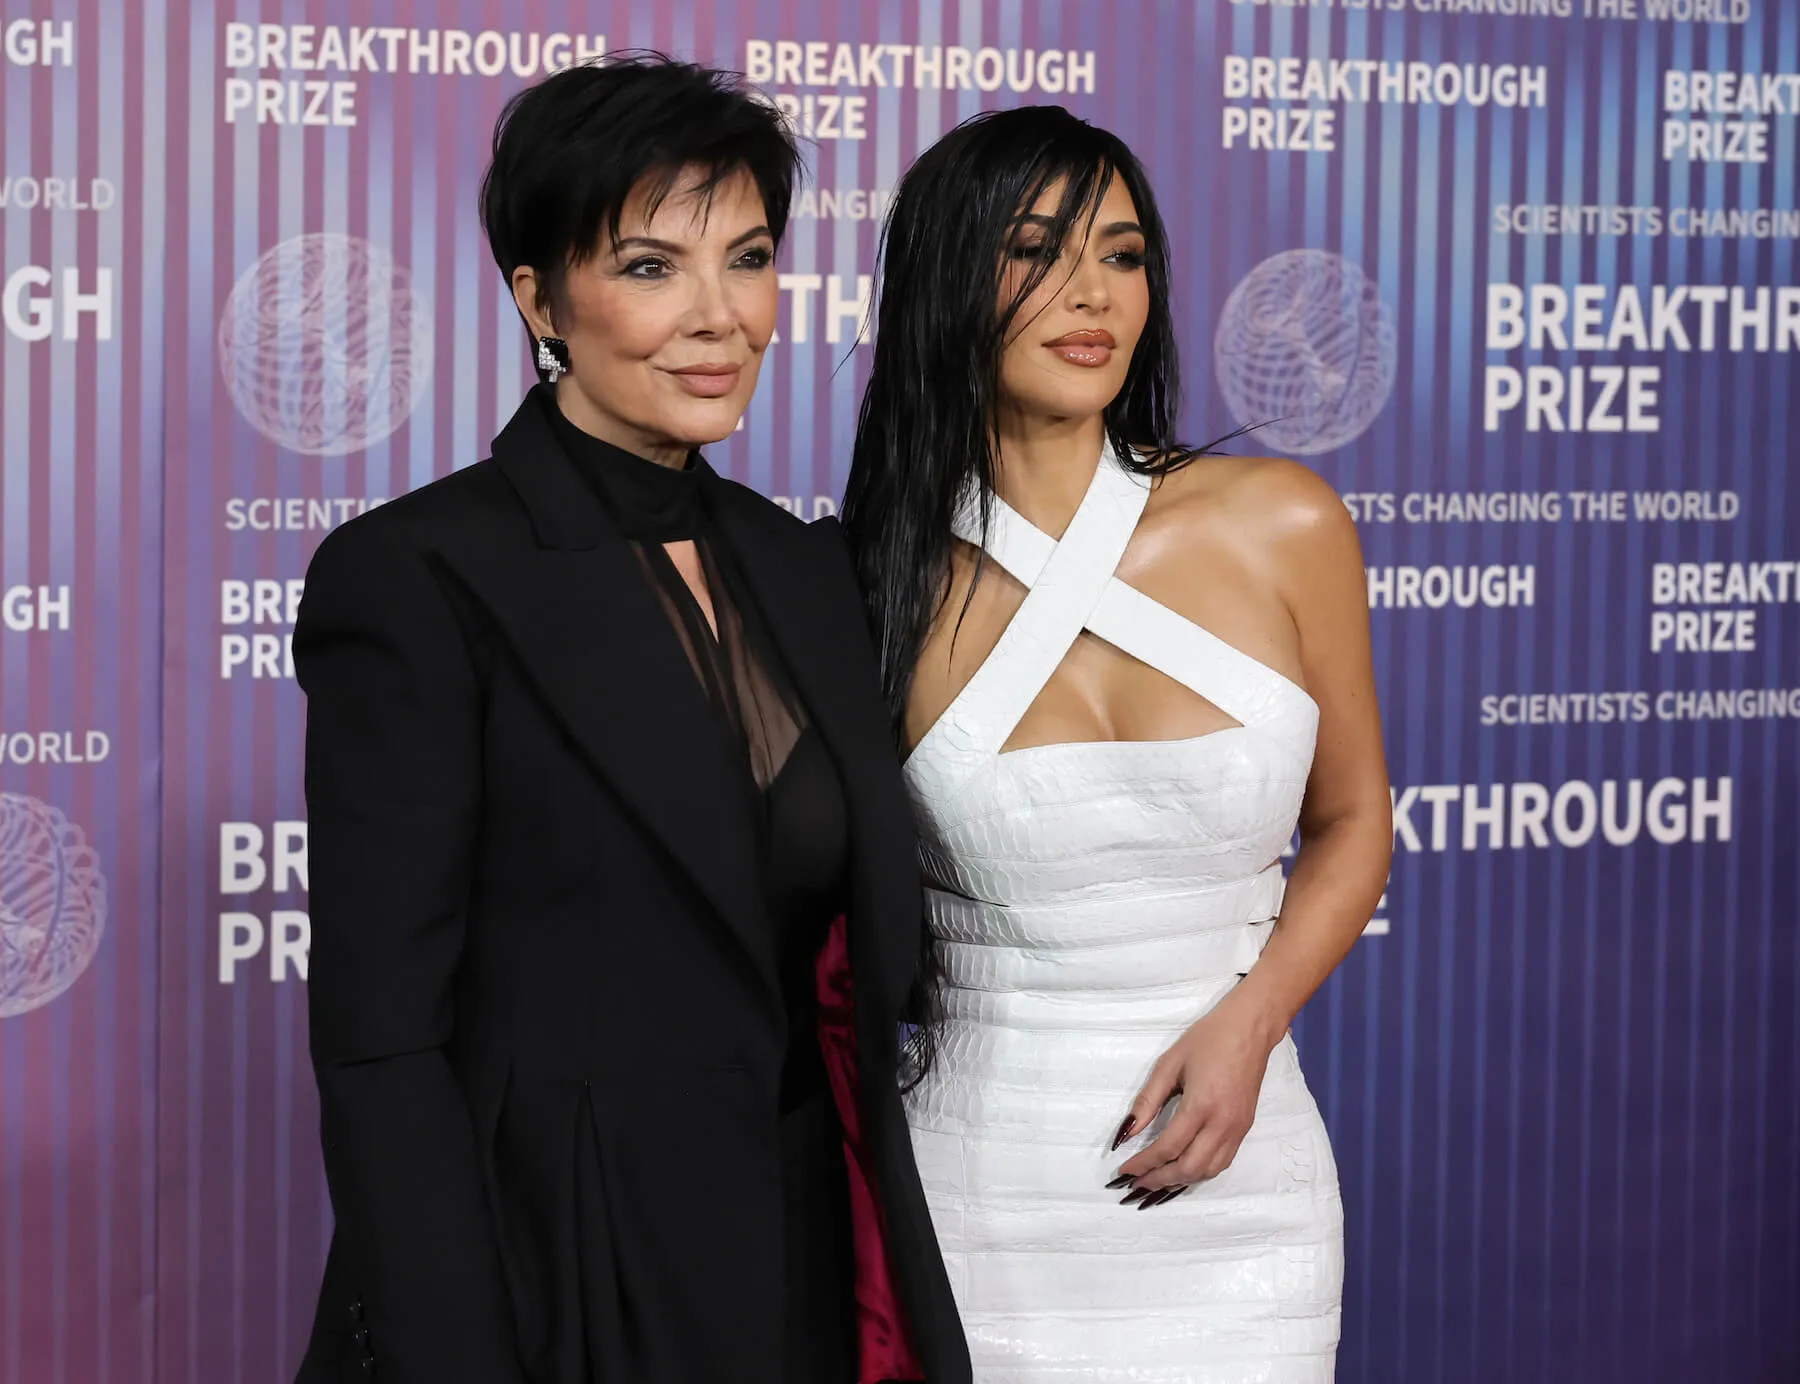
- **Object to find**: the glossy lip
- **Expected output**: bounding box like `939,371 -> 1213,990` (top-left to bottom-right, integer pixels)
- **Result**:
666,362 -> 742,398
1043,327 -> 1116,368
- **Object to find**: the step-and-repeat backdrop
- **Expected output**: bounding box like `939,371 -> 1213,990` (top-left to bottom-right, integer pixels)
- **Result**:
2,2 -> 1796,1381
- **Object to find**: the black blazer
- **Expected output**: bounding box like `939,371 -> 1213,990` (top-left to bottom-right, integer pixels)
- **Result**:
292,396 -> 969,1384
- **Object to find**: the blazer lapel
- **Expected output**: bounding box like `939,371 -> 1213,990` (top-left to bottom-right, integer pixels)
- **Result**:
712,501 -> 923,1029
442,394 -> 776,1004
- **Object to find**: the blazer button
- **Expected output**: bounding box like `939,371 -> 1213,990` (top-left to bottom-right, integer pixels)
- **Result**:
350,1297 -> 365,1321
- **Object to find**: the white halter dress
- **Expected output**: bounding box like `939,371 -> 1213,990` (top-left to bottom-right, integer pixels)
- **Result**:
901,451 -> 1343,1382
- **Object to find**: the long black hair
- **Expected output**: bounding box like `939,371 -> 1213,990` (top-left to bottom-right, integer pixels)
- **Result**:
843,105 -> 1229,736
845,106 -> 1241,1087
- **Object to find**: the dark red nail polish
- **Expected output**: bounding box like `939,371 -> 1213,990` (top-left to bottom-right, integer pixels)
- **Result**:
1120,1186 -> 1152,1205
1105,1173 -> 1135,1190
1137,1187 -> 1176,1210
1110,1116 -> 1137,1151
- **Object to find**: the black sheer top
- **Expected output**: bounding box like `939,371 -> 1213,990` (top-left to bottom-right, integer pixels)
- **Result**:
538,390 -> 849,1106
540,390 -> 859,1380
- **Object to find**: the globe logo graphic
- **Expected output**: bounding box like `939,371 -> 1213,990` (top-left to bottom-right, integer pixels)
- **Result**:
0,794 -> 107,1017
219,232 -> 434,457
1213,249 -> 1396,456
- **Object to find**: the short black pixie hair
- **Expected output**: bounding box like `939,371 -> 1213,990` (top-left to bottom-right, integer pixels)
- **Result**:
480,52 -> 799,324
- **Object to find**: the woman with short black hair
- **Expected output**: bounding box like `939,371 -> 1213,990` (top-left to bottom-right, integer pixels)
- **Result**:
293,55 -> 968,1384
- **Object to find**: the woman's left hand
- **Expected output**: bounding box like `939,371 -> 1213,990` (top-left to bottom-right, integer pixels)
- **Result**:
1108,999 -> 1280,1205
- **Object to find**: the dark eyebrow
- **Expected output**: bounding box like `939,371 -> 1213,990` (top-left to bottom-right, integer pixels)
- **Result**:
612,236 -> 681,254
727,225 -> 774,249
1011,214 -> 1144,237
613,226 -> 774,255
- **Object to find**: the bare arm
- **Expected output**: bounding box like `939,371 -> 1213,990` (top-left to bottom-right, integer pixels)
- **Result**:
1118,462 -> 1390,1198
1225,467 -> 1392,1049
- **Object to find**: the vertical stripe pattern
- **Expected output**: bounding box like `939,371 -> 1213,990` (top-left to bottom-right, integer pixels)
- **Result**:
0,3 -> 1793,1381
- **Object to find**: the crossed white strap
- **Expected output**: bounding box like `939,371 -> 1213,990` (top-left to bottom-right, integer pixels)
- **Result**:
908,449 -> 1306,787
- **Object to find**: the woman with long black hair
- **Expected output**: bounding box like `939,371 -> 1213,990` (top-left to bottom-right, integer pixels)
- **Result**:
843,106 -> 1392,1379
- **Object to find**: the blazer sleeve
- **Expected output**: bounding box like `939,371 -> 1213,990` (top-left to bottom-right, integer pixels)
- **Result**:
809,515 -> 878,652
294,521 -> 524,1383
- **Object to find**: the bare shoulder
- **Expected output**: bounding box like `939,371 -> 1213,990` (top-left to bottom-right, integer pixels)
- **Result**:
1119,455 -> 1362,643
1135,453 -> 1359,578
1145,453 -> 1351,543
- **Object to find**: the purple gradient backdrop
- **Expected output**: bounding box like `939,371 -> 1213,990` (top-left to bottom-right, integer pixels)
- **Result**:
1,2 -> 1795,1382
